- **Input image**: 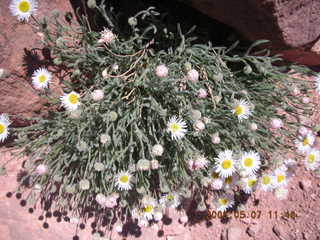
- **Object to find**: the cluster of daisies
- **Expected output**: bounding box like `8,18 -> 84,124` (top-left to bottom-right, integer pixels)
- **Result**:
96,171 -> 182,227
5,0 -> 320,229
295,129 -> 320,171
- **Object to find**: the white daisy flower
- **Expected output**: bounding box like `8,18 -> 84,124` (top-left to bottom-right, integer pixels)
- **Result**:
0,114 -> 11,143
295,132 -> 315,154
60,91 -> 81,111
159,192 -> 181,208
238,151 -> 261,176
167,116 -> 187,140
31,68 -> 52,89
214,194 -> 234,212
231,99 -> 252,121
142,201 -> 156,220
115,171 -> 133,191
214,150 -> 237,178
9,0 -> 37,22
222,174 -> 239,190
273,167 -> 287,187
240,175 -> 258,194
259,174 -> 276,192
304,149 -> 320,170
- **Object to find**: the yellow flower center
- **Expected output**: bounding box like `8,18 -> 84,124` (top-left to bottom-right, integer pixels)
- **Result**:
68,93 -> 79,104
38,75 -> 47,83
166,194 -> 174,201
119,175 -> 129,183
308,154 -> 315,163
262,176 -> 271,185
18,1 -> 31,13
244,157 -> 254,167
225,176 -> 233,184
235,105 -> 244,116
170,123 -> 181,133
303,137 -> 310,146
0,124 -> 6,134
277,175 -> 285,183
248,179 -> 257,188
219,198 -> 228,206
144,205 -> 154,213
222,159 -> 232,169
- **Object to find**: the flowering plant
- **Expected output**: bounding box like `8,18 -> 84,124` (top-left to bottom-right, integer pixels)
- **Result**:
2,0 -> 319,236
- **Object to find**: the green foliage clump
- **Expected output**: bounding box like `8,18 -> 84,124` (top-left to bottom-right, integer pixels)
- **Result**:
11,0 -> 316,229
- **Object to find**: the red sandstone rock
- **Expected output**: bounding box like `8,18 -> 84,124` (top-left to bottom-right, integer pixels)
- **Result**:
0,0 -> 69,125
190,0 -> 320,65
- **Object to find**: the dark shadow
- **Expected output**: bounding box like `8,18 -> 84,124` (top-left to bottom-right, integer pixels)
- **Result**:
121,221 -> 142,238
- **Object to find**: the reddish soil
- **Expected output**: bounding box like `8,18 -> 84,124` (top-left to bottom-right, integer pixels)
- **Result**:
1,0 -> 320,239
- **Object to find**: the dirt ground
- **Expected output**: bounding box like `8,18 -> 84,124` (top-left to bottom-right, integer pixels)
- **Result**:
1,0 -> 320,239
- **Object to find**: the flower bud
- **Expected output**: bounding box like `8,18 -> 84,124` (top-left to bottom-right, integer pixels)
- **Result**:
96,193 -> 107,206
243,65 -> 252,74
197,88 -> 208,99
108,111 -> 118,121
100,134 -> 111,145
128,17 -> 138,26
302,97 -> 310,104
189,109 -> 201,121
151,144 -> 164,156
79,179 -> 90,190
194,120 -> 205,131
91,89 -> 104,101
155,64 -> 169,78
98,29 -> 115,44
36,164 -> 48,175
112,64 -> 119,72
270,118 -> 283,129
250,123 -> 258,131
77,141 -> 88,152
292,87 -> 300,96
87,0 -> 96,8
150,160 -> 159,170
137,159 -> 150,171
186,69 -> 199,82
65,184 -> 76,194
211,133 -> 220,144
94,162 -> 105,171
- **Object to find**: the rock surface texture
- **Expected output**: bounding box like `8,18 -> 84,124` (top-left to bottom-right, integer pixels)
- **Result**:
190,0 -> 320,65
0,0 -> 68,125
